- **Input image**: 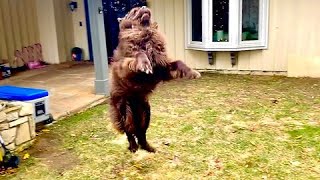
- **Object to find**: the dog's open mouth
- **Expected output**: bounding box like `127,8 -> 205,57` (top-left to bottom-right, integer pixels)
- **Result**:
141,13 -> 150,26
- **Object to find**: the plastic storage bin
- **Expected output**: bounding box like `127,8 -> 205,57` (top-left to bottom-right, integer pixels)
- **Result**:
71,47 -> 83,61
0,85 -> 53,124
0,63 -> 11,79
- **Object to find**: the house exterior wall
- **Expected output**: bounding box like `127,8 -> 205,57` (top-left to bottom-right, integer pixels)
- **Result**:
0,0 -> 40,68
1,0 -> 84,66
36,0 -> 61,64
36,0 -> 75,64
36,0 -> 90,63
53,0 -> 75,63
71,0 -> 90,60
148,0 -> 320,78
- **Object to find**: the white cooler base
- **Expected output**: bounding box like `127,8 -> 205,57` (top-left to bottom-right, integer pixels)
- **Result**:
24,96 -> 52,124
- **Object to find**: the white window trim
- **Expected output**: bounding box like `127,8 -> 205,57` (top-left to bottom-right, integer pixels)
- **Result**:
184,0 -> 269,52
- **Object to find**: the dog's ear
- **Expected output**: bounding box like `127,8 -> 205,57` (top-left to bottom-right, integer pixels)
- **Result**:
119,19 -> 133,30
126,7 -> 140,20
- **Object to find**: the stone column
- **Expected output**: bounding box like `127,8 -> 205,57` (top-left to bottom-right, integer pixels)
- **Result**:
86,0 -> 109,95
0,101 -> 36,151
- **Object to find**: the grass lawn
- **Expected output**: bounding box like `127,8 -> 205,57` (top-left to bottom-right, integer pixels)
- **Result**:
2,73 -> 320,179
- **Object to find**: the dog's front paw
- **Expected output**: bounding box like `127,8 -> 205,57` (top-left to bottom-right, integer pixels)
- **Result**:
135,52 -> 153,74
186,70 -> 201,79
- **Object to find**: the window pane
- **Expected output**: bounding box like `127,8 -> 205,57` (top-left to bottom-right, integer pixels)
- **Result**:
212,0 -> 229,42
242,0 -> 259,41
191,0 -> 202,42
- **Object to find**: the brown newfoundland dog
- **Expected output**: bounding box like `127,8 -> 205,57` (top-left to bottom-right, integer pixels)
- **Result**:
109,6 -> 201,153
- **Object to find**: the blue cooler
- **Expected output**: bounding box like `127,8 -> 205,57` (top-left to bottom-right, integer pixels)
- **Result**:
0,85 -> 52,124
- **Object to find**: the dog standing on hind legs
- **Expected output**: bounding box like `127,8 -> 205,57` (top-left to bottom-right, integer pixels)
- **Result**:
109,7 -> 201,153
109,52 -> 163,153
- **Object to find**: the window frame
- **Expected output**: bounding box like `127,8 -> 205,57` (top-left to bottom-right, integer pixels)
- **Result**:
185,0 -> 269,51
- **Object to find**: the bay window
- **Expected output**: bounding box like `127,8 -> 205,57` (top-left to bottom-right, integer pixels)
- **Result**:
185,0 -> 269,51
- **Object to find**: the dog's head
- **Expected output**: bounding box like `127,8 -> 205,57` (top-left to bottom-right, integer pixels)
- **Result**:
118,6 -> 152,28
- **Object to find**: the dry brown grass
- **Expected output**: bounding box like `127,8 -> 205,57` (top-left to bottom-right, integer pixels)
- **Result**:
2,73 -> 320,179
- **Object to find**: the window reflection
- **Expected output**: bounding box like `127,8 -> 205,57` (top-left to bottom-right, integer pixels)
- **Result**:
212,0 -> 229,42
242,0 -> 260,41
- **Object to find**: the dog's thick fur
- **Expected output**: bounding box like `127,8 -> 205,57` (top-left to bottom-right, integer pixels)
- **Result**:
109,7 -> 201,153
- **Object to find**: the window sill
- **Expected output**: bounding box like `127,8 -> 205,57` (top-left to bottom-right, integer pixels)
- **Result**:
186,44 -> 268,52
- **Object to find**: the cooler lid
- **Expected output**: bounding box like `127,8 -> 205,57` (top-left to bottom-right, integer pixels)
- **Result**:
0,85 -> 49,101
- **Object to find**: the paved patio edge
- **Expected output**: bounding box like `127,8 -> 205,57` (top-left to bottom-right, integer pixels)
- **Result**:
52,96 -> 108,122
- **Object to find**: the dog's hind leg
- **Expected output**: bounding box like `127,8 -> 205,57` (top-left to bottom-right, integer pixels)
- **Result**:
135,100 -> 156,153
120,100 -> 138,153
126,132 -> 138,153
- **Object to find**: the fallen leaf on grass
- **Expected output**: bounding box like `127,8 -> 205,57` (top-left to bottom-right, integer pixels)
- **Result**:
23,153 -> 30,160
204,171 -> 215,177
208,158 -> 223,171
203,158 -> 224,177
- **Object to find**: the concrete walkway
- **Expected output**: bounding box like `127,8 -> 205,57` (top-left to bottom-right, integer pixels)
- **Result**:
0,62 -> 106,120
